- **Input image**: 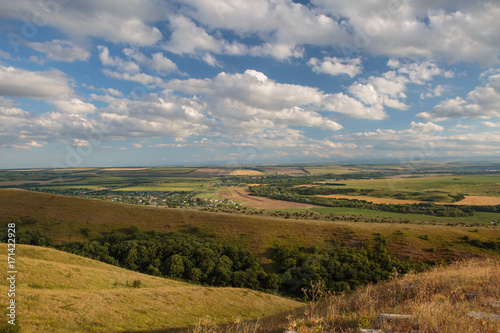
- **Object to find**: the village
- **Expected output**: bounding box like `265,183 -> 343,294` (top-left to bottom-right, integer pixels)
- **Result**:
35,188 -> 241,209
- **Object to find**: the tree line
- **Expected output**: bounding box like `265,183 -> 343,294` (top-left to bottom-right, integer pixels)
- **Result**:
5,227 -> 430,298
249,185 -> 487,217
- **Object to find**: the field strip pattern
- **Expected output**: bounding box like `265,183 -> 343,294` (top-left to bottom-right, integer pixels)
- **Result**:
224,188 -> 321,209
316,194 -> 500,206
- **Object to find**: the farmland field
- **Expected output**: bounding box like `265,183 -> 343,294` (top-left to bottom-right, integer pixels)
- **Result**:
116,180 -> 213,191
1,162 -> 499,333
316,194 -> 500,206
304,166 -> 364,174
0,163 -> 499,225
325,175 -> 500,197
309,207 -> 500,224
221,187 -> 321,209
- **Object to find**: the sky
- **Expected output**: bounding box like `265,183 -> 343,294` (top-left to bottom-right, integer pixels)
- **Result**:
0,0 -> 499,169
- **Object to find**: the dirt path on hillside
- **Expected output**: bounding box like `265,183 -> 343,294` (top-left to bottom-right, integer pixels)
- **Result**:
223,188 -> 321,209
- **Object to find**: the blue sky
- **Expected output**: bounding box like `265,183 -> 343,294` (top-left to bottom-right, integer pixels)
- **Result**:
0,0 -> 499,169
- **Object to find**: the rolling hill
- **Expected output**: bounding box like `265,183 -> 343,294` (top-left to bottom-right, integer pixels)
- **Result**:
0,244 -> 301,332
1,189 -> 499,265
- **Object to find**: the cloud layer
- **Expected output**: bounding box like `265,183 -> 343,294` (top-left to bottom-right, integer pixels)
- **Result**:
0,0 -> 499,166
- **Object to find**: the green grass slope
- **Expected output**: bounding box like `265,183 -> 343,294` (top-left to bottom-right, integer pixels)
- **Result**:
0,244 -> 301,332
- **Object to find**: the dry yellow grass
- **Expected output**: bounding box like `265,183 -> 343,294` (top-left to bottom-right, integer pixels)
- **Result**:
191,259 -> 500,333
284,258 -> 500,333
0,244 -> 301,332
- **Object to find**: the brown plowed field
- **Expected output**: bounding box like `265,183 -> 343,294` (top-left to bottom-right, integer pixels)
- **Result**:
224,188 -> 321,209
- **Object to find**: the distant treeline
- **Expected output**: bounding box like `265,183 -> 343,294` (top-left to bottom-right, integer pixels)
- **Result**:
249,185 -> 500,217
219,172 -> 398,187
6,227 -> 430,298
290,186 -> 466,203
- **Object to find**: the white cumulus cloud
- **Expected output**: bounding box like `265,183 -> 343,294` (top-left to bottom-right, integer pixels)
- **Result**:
0,66 -> 73,99
308,57 -> 362,78
26,40 -> 90,62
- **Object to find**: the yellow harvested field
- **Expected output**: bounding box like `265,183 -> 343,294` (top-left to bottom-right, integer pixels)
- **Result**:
449,195 -> 500,206
229,169 -> 264,176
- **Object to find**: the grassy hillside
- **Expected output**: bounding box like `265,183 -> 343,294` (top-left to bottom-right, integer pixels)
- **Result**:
282,258 -> 500,333
0,244 -> 301,332
192,258 -> 500,333
1,189 -> 499,265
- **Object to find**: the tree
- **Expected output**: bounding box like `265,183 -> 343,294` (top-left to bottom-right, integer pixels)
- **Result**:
166,254 -> 184,278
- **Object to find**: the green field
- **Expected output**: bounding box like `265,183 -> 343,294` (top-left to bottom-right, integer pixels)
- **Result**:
326,175 -> 500,196
116,180 -> 213,191
2,164 -> 500,225
260,207 -> 499,225
1,164 -> 499,332
2,189 -> 499,264
100,167 -> 199,173
310,207 -> 499,224
305,166 -> 363,174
